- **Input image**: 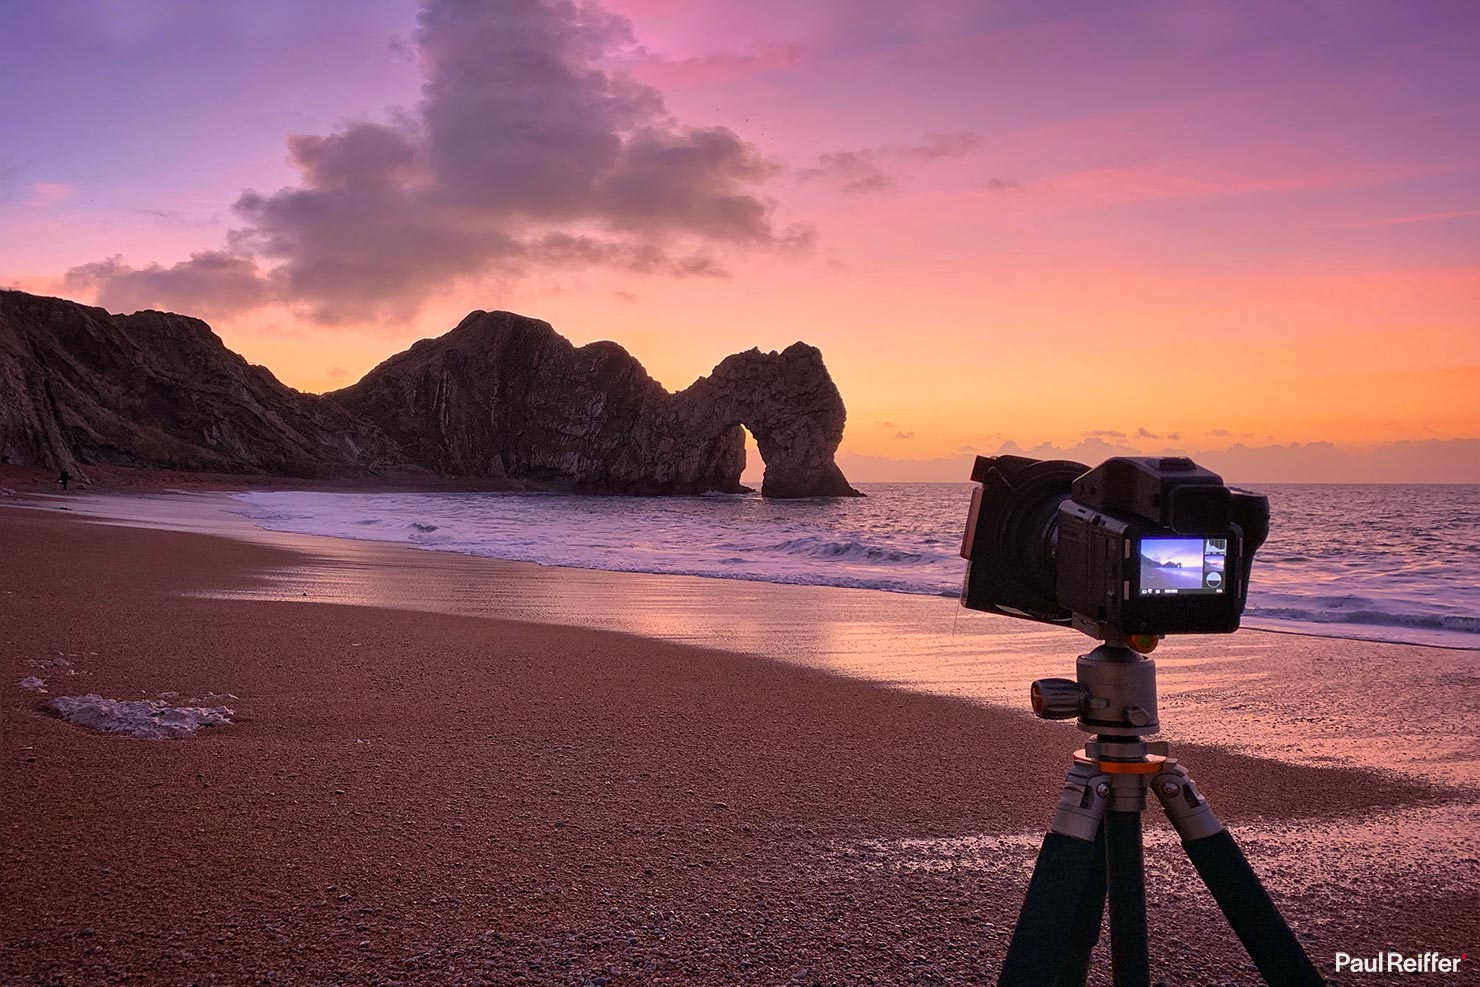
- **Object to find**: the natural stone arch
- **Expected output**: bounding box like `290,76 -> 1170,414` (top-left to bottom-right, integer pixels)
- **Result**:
673,343 -> 862,498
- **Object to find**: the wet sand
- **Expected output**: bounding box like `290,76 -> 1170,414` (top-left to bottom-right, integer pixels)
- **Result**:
2,502 -> 1478,986
41,489 -> 1480,790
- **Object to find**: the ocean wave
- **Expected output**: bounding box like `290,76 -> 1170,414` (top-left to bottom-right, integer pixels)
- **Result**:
770,536 -> 928,564
1246,606 -> 1480,634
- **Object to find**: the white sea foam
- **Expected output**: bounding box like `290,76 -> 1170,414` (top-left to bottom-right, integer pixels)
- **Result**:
232,482 -> 1480,650
46,694 -> 235,740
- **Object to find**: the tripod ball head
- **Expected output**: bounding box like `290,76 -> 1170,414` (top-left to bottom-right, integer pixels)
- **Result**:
1028,644 -> 1163,736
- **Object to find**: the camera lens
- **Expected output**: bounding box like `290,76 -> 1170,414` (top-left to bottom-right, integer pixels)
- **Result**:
1008,484 -> 1068,600
963,456 -> 1086,618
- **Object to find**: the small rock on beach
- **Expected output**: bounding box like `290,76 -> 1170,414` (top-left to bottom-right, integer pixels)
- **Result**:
45,694 -> 235,740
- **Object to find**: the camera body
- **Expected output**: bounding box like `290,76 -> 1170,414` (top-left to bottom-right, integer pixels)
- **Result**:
961,455 -> 1269,639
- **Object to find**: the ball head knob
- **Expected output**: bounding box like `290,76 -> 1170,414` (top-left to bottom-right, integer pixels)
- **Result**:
1030,678 -> 1087,720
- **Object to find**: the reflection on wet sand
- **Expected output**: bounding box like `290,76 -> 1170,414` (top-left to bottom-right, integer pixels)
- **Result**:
43,491 -> 1480,790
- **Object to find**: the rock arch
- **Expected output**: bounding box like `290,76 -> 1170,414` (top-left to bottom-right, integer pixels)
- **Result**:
673,343 -> 862,498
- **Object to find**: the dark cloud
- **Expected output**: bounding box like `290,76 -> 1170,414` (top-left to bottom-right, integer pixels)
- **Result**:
981,177 -> 1024,191
64,251 -> 271,319
798,132 -> 982,194
894,430 -> 914,440
526,233 -> 729,278
284,124 -> 419,192
68,0 -> 800,324
1087,428 -> 1128,439
800,150 -> 895,194
875,420 -> 898,428
1136,427 -> 1161,439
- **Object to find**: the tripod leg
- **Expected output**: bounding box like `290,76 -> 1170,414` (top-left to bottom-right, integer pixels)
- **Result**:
1104,810 -> 1151,987
998,761 -> 1110,987
1058,825 -> 1107,987
999,830 -> 1106,987
1153,762 -> 1325,987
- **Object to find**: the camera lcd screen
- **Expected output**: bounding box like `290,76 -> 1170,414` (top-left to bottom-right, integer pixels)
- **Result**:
1138,537 -> 1227,596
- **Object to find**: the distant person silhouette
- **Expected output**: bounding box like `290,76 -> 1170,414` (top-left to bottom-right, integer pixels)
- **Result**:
57,469 -> 70,491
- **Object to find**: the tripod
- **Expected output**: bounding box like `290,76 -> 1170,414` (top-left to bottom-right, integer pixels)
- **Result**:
997,640 -> 1324,987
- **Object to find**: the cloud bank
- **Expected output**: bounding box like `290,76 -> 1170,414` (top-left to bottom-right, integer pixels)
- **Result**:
68,0 -> 802,324
65,251 -> 271,320
839,438 -> 1480,484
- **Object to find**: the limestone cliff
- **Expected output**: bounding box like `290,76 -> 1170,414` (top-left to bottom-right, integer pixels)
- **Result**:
0,292 -> 861,497
328,310 -> 861,497
0,291 -> 409,479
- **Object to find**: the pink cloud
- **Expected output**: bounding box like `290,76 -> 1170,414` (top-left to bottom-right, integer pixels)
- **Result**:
25,183 -> 75,208
840,438 -> 1480,484
633,41 -> 803,88
1343,208 -> 1480,229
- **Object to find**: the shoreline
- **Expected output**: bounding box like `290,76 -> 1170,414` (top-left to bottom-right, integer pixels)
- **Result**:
9,489 -> 1480,790
14,475 -> 1480,654
3,505 -> 1478,985
10,463 -> 1480,648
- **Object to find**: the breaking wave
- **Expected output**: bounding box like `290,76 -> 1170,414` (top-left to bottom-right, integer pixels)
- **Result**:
769,536 -> 927,564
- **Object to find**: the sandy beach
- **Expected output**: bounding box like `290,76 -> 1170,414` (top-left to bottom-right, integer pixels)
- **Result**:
3,497 -> 1478,986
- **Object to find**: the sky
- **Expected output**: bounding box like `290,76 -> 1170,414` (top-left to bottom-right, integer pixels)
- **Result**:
3,0 -> 1478,483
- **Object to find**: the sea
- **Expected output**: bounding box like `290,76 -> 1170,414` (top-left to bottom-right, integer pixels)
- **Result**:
232,483 -> 1480,651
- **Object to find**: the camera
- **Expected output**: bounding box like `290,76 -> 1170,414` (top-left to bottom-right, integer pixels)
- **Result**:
960,455 -> 1269,640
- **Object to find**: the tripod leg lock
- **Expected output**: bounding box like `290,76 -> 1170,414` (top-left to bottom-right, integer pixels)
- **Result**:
1048,759 -> 1111,843
1151,760 -> 1223,842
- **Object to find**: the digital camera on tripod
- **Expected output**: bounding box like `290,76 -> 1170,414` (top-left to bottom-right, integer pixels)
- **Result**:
960,455 -> 1323,987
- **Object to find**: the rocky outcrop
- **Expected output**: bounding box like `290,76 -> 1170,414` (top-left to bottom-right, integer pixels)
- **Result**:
0,292 -> 860,497
329,310 -> 861,497
0,291 -> 410,479
668,344 -> 860,498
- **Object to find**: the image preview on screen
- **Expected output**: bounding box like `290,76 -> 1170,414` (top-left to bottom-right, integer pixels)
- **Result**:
1138,537 -> 1227,595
